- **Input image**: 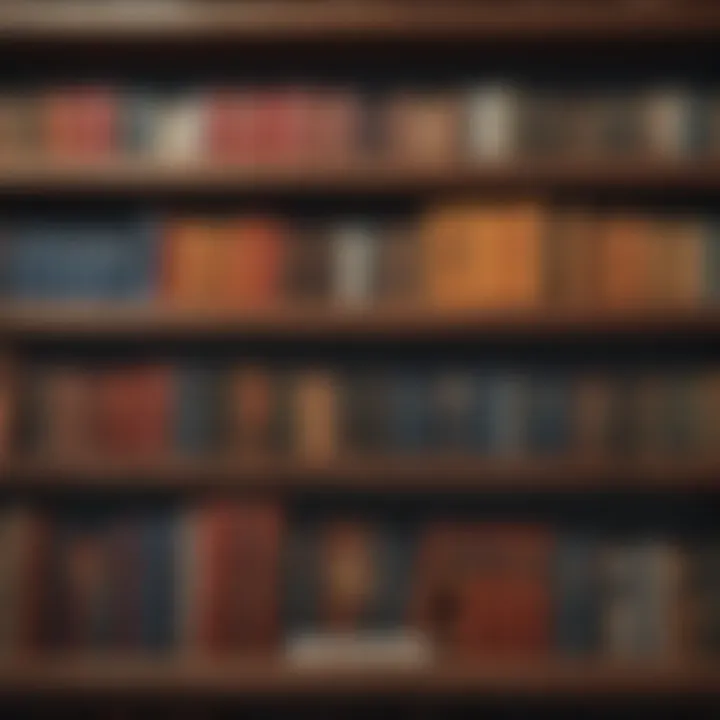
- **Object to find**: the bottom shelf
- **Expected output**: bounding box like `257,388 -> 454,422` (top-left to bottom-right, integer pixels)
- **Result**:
0,660 -> 718,699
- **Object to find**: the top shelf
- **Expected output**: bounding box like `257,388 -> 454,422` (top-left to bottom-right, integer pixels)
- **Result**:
1,1 -> 720,45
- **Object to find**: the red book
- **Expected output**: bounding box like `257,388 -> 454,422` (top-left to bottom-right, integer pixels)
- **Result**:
205,89 -> 255,164
253,88 -> 311,166
43,86 -> 117,161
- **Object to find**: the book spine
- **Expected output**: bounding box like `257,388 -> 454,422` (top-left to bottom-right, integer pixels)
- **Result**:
466,82 -> 518,161
331,222 -> 377,307
293,369 -> 339,461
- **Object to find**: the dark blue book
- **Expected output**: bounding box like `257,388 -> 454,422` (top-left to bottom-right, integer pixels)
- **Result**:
115,216 -> 160,301
174,365 -> 226,454
527,374 -> 571,454
139,506 -> 177,652
487,373 -> 527,456
387,370 -> 431,453
554,535 -> 601,656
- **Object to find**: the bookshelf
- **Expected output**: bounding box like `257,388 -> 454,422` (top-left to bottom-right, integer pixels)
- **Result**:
2,456 -> 720,493
1,160 -> 720,195
0,660 -> 717,700
1,0 -> 720,711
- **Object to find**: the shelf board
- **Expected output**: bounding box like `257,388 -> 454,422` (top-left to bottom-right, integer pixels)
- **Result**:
4,305 -> 720,343
2,456 -> 719,492
1,2 -> 719,44
0,660 -> 717,699
0,160 -> 718,196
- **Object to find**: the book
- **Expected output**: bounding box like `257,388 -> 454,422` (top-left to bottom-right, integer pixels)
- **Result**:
174,363 -> 227,455
252,88 -> 311,167
330,222 -> 377,308
573,374 -> 614,457
162,217 -> 218,307
387,370 -> 430,453
34,364 -> 95,457
599,214 -> 653,309
227,365 -> 282,456
147,91 -> 205,163
518,90 -> 569,156
342,368 -> 390,454
139,506 -> 177,651
384,91 -> 460,163
285,519 -> 417,640
643,86 -> 694,158
293,370 -> 339,460
193,501 -> 282,654
205,88 -> 254,165
431,370 -> 477,451
594,90 -> 646,157
527,373 -> 570,455
307,87 -> 361,164
465,82 -> 519,161
374,221 -> 420,306
0,357 -> 12,458
412,523 -> 553,658
554,535 -> 601,656
487,373 -> 527,457
685,541 -> 720,657
703,219 -> 720,304
215,217 -> 287,310
543,209 -> 601,307
286,223 -> 331,304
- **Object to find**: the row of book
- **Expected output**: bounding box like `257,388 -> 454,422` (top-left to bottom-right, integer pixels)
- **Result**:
0,83 -> 719,164
0,502 -> 717,661
11,362 -> 720,459
3,205 -> 720,308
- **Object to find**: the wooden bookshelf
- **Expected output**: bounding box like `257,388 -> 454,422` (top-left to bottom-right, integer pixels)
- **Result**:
0,160 -> 719,196
0,660 -> 717,699
3,304 -> 720,343
2,456 -> 718,492
1,1 -> 719,45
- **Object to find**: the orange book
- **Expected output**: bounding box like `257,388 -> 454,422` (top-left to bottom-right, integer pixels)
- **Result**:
162,218 -> 219,307
599,214 -> 653,309
215,218 -> 287,310
421,204 -> 492,310
292,369 -> 338,461
493,202 -> 544,308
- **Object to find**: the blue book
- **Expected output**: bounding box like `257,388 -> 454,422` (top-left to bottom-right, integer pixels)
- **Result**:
487,373 -> 527,456
527,374 -> 570,454
139,506 -> 177,652
387,370 -> 431,452
554,535 -> 601,656
174,365 -> 225,454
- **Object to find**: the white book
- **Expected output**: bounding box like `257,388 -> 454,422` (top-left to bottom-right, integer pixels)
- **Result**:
466,82 -> 519,161
285,630 -> 434,669
644,87 -> 691,158
153,93 -> 205,163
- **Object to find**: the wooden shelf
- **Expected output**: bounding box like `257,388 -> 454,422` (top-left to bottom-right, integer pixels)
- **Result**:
0,660 -> 717,699
1,1 -> 719,45
4,305 -> 720,343
2,456 -> 718,492
0,160 -> 719,196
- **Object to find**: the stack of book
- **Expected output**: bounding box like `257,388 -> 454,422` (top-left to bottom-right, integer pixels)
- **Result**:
2,204 -> 720,309
0,502 -> 717,663
0,82 -> 719,165
12,360 -> 720,461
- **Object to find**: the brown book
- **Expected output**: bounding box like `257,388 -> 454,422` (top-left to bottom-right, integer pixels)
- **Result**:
307,87 -> 361,165
573,374 -> 613,457
544,209 -> 601,307
599,214 -> 653,309
384,91 -> 461,164
633,374 -> 670,459
0,356 -> 12,459
195,501 -> 283,654
375,221 -> 421,306
696,370 -> 720,457
292,369 -> 339,461
0,93 -> 36,160
412,523 -> 553,659
649,217 -> 704,308
227,365 -> 280,456
95,364 -> 171,457
37,365 -> 95,457
286,224 -> 332,305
